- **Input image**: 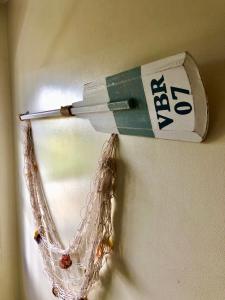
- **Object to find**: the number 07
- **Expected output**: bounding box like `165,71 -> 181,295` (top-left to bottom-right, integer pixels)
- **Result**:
170,86 -> 192,115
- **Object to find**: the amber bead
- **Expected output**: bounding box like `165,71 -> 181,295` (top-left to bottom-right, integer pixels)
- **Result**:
108,237 -> 114,249
52,286 -> 59,297
59,254 -> 72,269
34,230 -> 41,244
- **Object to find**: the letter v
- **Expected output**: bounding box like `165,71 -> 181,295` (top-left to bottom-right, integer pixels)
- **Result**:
157,113 -> 174,129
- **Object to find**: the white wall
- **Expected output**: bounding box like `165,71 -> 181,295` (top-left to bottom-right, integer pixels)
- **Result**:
0,4 -> 20,300
8,0 -> 225,299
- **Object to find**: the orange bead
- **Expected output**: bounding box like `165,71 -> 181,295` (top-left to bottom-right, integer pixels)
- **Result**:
96,244 -> 103,258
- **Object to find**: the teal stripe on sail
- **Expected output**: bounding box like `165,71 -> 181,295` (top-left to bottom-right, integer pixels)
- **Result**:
106,67 -> 154,137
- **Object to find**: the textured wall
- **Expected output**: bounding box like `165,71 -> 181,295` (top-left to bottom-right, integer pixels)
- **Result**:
8,0 -> 225,299
0,5 -> 20,300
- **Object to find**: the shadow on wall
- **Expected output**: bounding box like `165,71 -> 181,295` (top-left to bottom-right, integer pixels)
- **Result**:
97,157 -> 144,300
200,58 -> 225,144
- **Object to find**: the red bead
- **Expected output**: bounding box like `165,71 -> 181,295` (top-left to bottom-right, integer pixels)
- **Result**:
59,254 -> 72,269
